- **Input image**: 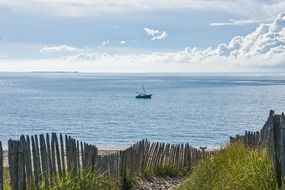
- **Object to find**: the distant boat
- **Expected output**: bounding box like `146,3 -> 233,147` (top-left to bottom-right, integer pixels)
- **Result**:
136,84 -> 152,99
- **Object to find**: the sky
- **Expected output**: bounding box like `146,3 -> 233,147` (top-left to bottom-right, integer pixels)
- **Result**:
0,0 -> 285,72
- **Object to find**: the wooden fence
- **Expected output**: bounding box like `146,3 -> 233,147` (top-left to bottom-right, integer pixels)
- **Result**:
7,133 -> 98,190
2,110 -> 285,189
230,110 -> 285,186
0,133 -> 210,190
95,139 -> 209,178
229,110 -> 274,148
0,141 -> 3,190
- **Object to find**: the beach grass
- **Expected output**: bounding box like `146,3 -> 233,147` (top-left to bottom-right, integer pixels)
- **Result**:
139,165 -> 183,179
3,143 -> 280,190
3,167 -> 118,190
38,170 -> 118,190
178,142 -> 278,190
3,167 -> 10,190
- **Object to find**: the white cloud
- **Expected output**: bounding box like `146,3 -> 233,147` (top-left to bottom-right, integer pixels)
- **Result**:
144,28 -> 167,40
40,45 -> 80,54
65,53 -> 98,60
0,0 -> 270,18
60,13 -> 285,71
8,12 -> 285,72
0,57 -> 235,73
101,41 -> 110,46
210,19 -> 263,26
206,12 -> 285,66
120,40 -> 127,44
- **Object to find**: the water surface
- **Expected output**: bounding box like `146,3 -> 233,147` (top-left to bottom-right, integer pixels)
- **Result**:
0,72 -> 284,148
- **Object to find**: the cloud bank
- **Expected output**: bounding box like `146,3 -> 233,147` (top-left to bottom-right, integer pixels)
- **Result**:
2,0 -> 281,19
210,19 -> 262,26
41,13 -> 285,70
144,28 -> 167,40
202,12 -> 285,66
40,45 -> 80,54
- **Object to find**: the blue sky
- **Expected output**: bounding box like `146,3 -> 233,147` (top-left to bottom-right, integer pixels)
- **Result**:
0,0 -> 285,72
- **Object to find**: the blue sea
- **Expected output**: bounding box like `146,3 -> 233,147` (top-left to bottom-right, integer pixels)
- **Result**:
0,72 -> 284,149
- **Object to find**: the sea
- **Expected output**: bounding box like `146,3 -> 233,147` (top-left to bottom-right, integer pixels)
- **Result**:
0,72 -> 285,149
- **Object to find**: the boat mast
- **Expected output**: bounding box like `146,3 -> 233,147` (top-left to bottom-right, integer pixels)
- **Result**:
142,84 -> 146,94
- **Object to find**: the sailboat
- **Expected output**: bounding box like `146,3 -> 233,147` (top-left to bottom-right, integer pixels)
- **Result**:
136,84 -> 152,99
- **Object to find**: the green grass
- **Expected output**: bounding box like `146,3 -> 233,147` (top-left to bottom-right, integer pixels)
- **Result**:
38,170 -> 118,190
3,142 -> 279,190
178,143 -> 278,190
139,165 -> 184,179
3,167 -> 117,190
3,167 -> 10,190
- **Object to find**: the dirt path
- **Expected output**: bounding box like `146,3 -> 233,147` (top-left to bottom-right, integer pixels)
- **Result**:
135,177 -> 184,190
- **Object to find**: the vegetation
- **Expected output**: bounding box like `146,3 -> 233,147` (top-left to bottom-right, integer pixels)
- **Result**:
3,143 -> 282,190
38,170 -> 118,190
4,167 -> 10,190
139,165 -> 184,179
3,168 -> 118,190
178,143 -> 278,190
119,165 -> 184,190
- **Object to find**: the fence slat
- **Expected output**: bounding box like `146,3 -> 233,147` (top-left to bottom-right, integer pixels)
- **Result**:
60,134 -> 65,176
46,133 -> 53,178
280,113 -> 285,181
54,133 -> 62,177
24,136 -> 33,190
51,133 -> 57,177
6,132 -> 215,189
8,140 -> 19,190
0,142 -> 3,190
39,134 -> 48,185
31,136 -> 39,187
18,136 -> 25,190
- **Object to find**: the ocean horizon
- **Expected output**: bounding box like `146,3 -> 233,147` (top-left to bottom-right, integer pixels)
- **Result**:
0,72 -> 284,149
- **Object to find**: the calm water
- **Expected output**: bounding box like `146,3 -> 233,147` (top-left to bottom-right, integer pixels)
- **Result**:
0,72 -> 285,149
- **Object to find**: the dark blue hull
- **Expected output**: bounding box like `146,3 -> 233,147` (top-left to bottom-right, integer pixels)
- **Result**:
136,94 -> 152,99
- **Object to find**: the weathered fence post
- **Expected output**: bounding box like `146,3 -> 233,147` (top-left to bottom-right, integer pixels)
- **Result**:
39,134 -> 48,186
80,142 -> 84,171
31,136 -> 40,188
65,135 -> 70,173
17,136 -> 25,190
280,113 -> 285,185
25,136 -> 33,190
273,114 -> 282,186
199,146 -> 207,159
59,134 -> 65,177
267,111 -> 275,156
120,151 -> 128,190
54,133 -> 62,177
0,141 -> 3,190
8,140 -> 20,190
51,133 -> 57,177
46,133 -> 52,179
